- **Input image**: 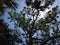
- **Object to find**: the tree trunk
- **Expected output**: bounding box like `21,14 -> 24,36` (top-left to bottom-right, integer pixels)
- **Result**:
28,31 -> 33,45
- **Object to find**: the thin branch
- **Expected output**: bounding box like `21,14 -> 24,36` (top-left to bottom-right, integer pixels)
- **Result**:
41,35 -> 60,45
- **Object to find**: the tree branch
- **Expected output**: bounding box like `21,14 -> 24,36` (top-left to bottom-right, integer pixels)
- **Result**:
41,35 -> 60,45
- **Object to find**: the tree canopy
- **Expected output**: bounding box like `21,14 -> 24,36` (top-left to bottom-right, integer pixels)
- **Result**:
0,0 -> 60,45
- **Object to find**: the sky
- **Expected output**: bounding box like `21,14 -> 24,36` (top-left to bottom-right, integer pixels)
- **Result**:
1,0 -> 60,45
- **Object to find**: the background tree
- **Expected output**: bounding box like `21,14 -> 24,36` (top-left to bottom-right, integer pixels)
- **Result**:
0,19 -> 22,45
0,0 -> 18,15
0,19 -> 14,45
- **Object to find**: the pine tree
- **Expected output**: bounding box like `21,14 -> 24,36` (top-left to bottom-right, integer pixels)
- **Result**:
8,0 -> 60,45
